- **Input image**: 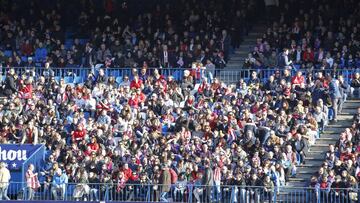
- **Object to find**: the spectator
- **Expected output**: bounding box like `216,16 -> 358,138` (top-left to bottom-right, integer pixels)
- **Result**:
328,75 -> 342,122
351,72 -> 360,98
25,164 -> 40,200
0,162 -> 10,200
159,163 -> 171,202
3,69 -> 17,97
51,168 -> 68,200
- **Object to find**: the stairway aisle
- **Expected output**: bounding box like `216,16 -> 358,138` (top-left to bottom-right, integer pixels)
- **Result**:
226,24 -> 268,70
287,99 -> 359,187
219,23 -> 268,84
275,99 -> 359,202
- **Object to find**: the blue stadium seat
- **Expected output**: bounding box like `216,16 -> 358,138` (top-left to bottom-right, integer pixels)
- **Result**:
73,76 -> 83,84
110,70 -> 120,77
64,76 -> 74,84
116,77 -> 122,84
21,56 -> 28,62
79,39 -> 89,45
54,76 -> 61,83
3,50 -> 12,57
172,70 -> 182,81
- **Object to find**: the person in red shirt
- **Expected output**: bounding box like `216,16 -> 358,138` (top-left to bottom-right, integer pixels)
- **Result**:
136,89 -> 146,104
340,147 -> 355,162
120,163 -> 133,182
19,79 -> 33,99
302,47 -> 315,63
71,125 -> 86,143
291,71 -> 305,86
130,75 -> 143,90
20,40 -> 33,56
128,92 -> 139,108
87,136 -> 99,152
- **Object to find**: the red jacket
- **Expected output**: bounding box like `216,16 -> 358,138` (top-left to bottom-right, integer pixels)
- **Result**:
72,129 -> 86,141
121,168 -> 133,182
20,84 -> 33,99
302,51 -> 314,62
291,76 -> 305,85
128,97 -> 139,108
130,79 -> 143,89
87,142 -> 99,152
340,152 -> 355,162
137,93 -> 146,103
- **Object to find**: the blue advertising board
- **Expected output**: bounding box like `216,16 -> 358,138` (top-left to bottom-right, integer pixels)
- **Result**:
0,144 -> 43,171
0,144 -> 46,194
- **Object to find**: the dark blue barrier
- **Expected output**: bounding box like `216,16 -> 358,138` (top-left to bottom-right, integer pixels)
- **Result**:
3,182 -> 359,203
2,66 -> 359,84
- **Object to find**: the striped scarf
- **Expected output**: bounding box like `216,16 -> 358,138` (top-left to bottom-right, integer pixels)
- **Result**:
26,170 -> 40,190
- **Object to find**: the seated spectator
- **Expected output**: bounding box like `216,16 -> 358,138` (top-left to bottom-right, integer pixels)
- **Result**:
51,169 -> 68,200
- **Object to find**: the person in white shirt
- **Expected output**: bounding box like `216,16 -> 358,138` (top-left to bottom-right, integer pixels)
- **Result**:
325,53 -> 334,67
0,162 -> 10,200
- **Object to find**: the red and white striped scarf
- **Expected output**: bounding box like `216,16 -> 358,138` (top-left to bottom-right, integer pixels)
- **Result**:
26,170 -> 40,189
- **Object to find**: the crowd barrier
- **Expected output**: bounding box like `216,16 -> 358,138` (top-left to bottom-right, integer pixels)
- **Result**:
0,66 -> 359,84
1,182 -> 359,202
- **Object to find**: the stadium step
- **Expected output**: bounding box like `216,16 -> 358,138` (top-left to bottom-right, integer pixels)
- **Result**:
286,99 -> 359,188
224,23 -> 268,74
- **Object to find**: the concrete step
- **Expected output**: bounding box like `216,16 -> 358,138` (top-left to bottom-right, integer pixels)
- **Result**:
286,101 -> 357,190
339,108 -> 358,114
289,174 -> 312,181
307,144 -> 329,151
342,102 -> 359,108
234,50 -> 249,54
315,138 -> 338,145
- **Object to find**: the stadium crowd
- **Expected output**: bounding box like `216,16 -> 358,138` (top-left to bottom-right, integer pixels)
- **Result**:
0,0 -> 358,202
244,0 -> 360,70
0,64 -> 357,202
307,108 -> 360,202
0,0 -> 258,71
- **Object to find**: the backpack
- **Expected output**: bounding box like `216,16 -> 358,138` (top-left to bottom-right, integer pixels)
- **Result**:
169,168 -> 178,184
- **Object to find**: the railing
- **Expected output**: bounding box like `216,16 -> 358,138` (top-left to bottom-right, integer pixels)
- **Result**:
2,182 -> 359,202
0,66 -> 359,84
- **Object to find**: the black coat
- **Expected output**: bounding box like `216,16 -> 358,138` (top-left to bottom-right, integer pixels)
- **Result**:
3,75 -> 17,96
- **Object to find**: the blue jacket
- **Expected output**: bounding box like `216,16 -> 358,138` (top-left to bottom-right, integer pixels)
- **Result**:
52,173 -> 68,186
329,79 -> 341,99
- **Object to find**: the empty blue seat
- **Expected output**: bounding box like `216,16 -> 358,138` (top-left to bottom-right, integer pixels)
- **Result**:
172,70 -> 182,81
3,50 -> 12,57
21,56 -> 28,62
54,76 -> 61,83
116,77 -> 122,84
79,39 -> 89,45
73,76 -> 83,84
64,76 -> 74,84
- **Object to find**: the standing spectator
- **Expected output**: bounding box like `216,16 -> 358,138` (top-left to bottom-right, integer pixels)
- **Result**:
263,175 -> 274,203
328,76 -> 341,122
193,172 -> 204,203
351,72 -> 360,98
3,69 -> 17,97
159,163 -> 171,202
338,75 -> 350,113
43,62 -> 54,82
202,160 -> 213,202
26,164 -> 40,200
51,168 -> 68,200
0,162 -> 10,200
278,49 -> 292,68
